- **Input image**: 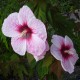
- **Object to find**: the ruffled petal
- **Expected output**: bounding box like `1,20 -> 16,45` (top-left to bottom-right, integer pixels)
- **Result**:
65,36 -> 73,48
34,56 -> 44,61
26,34 -> 46,56
68,48 -> 76,54
11,37 -> 27,55
45,41 -> 49,51
18,5 -> 35,25
34,41 -> 49,61
2,13 -> 20,37
51,35 -> 64,49
61,59 -> 74,74
50,44 -> 62,61
28,19 -> 47,41
70,52 -> 79,65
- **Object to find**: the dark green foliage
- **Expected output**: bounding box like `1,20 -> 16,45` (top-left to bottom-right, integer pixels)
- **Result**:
0,0 -> 80,80
36,54 -> 53,79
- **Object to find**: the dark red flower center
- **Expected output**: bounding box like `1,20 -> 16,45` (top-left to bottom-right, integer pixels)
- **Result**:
60,44 -> 71,59
18,24 -> 32,39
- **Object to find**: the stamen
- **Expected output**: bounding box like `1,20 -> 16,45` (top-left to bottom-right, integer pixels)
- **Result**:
20,30 -> 27,37
64,50 -> 73,54
18,24 -> 32,39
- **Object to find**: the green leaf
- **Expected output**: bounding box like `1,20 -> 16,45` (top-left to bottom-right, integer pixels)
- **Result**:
37,54 -> 53,79
10,54 -> 19,61
43,54 -> 53,68
26,0 -> 37,11
12,64 -> 28,80
34,1 -> 47,22
20,65 -> 28,75
27,53 -> 34,64
18,70 -> 24,80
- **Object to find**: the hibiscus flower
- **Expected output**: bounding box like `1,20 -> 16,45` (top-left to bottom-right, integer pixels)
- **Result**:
50,35 -> 79,73
2,5 -> 48,61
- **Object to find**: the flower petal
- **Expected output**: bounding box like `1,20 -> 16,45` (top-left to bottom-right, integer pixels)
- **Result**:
41,41 -> 49,56
2,13 -> 20,37
26,34 -> 46,56
34,41 -> 49,61
18,5 -> 35,25
51,35 -> 64,49
68,48 -> 76,54
45,41 -> 49,51
34,56 -> 44,61
28,19 -> 47,41
35,41 -> 49,60
61,59 -> 74,74
50,44 -> 62,61
65,36 -> 73,48
11,37 -> 27,55
70,52 -> 79,65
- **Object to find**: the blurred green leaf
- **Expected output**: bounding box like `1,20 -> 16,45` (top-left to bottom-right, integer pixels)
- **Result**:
34,1 -> 47,22
27,53 -> 34,64
10,54 -> 19,61
37,54 -> 53,79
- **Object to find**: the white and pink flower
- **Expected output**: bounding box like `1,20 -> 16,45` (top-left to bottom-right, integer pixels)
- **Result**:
2,5 -> 48,61
34,41 -> 49,61
50,35 -> 79,73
